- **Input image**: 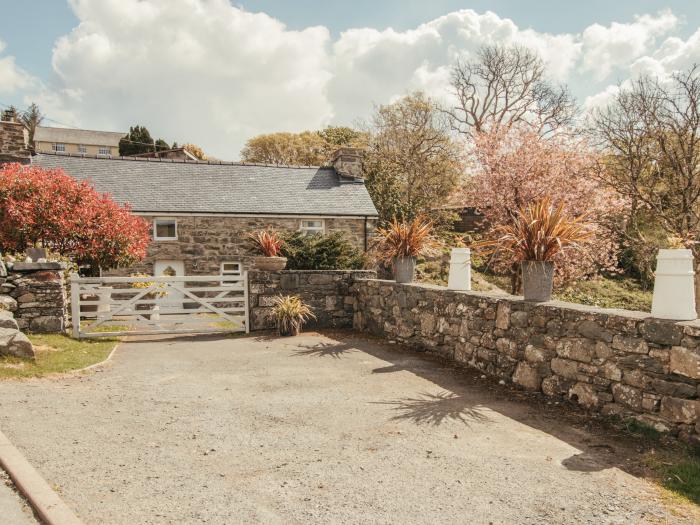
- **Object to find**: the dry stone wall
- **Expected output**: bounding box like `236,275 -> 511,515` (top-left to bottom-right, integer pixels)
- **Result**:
353,279 -> 700,441
249,270 -> 376,331
0,262 -> 68,333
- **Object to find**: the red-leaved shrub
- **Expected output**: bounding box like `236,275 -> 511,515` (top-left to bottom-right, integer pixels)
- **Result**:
0,163 -> 150,272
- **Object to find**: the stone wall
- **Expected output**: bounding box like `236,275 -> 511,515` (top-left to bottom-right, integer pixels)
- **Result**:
107,215 -> 376,276
0,262 -> 68,333
249,270 -> 376,331
353,279 -> 700,441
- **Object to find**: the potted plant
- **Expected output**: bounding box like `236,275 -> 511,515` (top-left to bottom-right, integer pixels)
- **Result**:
248,230 -> 287,271
478,198 -> 591,302
373,217 -> 435,283
271,295 -> 316,336
131,273 -> 168,320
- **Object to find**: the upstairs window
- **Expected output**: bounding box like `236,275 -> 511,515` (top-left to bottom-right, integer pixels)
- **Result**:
78,144 -> 87,154
52,143 -> 65,152
300,219 -> 324,236
98,146 -> 110,155
153,218 -> 177,241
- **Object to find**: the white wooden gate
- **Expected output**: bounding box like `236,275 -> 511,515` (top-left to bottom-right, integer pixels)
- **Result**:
70,273 -> 249,338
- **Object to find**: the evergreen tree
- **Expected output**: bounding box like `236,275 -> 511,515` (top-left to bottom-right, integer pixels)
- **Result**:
119,125 -> 170,156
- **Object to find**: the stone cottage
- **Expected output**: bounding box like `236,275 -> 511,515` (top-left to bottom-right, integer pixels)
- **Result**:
0,120 -> 378,277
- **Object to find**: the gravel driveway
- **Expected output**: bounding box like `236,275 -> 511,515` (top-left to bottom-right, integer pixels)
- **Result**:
0,331 -> 695,524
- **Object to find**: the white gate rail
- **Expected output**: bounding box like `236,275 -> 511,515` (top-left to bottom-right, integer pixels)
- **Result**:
70,273 -> 249,338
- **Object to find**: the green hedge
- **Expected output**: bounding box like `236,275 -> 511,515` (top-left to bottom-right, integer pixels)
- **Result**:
282,231 -> 366,270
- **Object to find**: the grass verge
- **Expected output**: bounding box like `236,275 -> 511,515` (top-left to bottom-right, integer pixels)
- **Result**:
645,451 -> 700,506
0,333 -> 119,379
555,276 -> 652,311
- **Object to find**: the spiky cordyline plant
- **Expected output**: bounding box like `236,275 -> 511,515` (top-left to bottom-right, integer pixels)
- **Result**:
272,295 -> 316,336
478,198 -> 592,262
373,217 -> 436,261
248,230 -> 284,257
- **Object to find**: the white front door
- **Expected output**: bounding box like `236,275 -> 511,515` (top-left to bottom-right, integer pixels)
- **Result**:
154,260 -> 185,310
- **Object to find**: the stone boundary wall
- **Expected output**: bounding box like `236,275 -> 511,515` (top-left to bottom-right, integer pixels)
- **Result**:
353,279 -> 700,441
0,262 -> 68,333
249,270 -> 376,331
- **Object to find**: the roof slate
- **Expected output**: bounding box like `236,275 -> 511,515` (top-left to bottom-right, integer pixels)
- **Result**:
32,153 -> 378,217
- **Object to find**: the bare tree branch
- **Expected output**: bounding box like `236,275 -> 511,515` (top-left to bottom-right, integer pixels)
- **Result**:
444,45 -> 576,138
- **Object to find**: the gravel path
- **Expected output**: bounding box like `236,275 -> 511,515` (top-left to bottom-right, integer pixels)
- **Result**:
0,332 -> 695,524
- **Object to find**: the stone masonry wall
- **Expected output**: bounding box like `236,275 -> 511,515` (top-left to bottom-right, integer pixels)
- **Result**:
249,270 -> 376,331
0,120 -> 30,163
353,279 -> 700,441
0,263 -> 68,333
107,215 -> 376,276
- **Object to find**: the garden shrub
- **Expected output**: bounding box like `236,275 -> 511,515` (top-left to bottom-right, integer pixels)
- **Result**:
282,231 -> 366,270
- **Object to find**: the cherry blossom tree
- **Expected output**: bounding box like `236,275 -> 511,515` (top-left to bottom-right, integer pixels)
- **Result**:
467,126 -> 622,285
0,163 -> 150,273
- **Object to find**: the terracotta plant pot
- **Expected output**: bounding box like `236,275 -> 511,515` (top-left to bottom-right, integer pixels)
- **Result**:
521,260 -> 554,302
394,256 -> 416,283
254,256 -> 288,271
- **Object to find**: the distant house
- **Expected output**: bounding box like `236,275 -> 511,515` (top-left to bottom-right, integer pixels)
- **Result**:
34,126 -> 124,157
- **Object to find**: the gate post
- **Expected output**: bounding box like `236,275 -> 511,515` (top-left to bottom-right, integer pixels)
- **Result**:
244,271 -> 250,334
69,274 -> 81,339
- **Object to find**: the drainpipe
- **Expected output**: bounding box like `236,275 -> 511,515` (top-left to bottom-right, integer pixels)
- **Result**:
363,216 -> 368,252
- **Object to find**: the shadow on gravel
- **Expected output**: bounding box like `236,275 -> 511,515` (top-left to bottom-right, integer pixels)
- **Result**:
374,390 -> 491,427
290,341 -> 358,359
301,330 -> 661,478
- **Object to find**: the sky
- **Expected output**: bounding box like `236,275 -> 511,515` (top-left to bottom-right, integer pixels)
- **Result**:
1,0 -> 699,159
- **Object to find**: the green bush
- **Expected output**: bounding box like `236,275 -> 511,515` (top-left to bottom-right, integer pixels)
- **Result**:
282,231 -> 366,270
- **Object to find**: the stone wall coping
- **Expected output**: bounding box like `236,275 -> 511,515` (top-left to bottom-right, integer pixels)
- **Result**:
357,278 -> 693,324
10,262 -> 68,272
249,269 -> 376,274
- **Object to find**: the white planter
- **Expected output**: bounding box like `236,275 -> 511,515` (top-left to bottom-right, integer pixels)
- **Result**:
96,286 -> 113,319
447,248 -> 471,291
651,249 -> 696,320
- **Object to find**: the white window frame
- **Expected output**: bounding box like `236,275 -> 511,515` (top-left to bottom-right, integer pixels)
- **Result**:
299,218 -> 325,235
52,143 -> 65,152
220,261 -> 242,286
153,218 -> 178,241
98,146 -> 110,155
78,144 -> 87,154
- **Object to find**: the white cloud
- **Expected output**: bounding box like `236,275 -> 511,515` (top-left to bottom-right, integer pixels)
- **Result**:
40,0 -> 332,159
10,3 -> 700,159
328,9 -> 581,124
582,84 -> 622,113
580,10 -> 678,80
630,27 -> 700,78
0,40 -> 35,95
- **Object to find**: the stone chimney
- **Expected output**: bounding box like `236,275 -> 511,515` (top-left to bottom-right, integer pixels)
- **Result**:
331,147 -> 364,180
0,117 -> 30,164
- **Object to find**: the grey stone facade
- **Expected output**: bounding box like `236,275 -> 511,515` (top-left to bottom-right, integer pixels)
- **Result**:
249,270 -> 376,331
0,120 -> 30,163
108,215 -> 376,276
353,279 -> 700,441
0,263 -> 68,333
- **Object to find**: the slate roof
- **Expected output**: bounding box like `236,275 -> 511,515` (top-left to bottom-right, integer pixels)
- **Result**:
34,126 -> 125,147
32,152 -> 378,217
